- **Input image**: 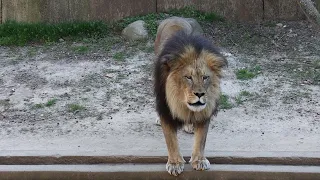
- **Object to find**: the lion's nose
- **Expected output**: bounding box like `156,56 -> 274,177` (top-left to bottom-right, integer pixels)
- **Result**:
194,92 -> 205,98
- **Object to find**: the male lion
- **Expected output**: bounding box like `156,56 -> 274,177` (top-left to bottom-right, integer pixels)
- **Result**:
154,17 -> 227,176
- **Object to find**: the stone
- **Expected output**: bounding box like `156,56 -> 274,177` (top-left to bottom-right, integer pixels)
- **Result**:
276,23 -> 283,27
122,20 -> 148,40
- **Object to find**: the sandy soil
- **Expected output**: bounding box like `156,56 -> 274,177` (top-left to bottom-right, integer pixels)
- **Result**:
0,20 -> 319,156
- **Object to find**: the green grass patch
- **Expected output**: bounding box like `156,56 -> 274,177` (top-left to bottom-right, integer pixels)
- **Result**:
0,6 -> 223,46
0,21 -> 109,46
281,90 -> 311,104
113,52 -> 126,61
68,104 -> 85,113
33,104 -> 44,109
32,99 -> 57,109
235,91 -> 254,105
45,99 -> 57,107
72,45 -> 89,53
219,94 -> 233,110
236,66 -> 261,80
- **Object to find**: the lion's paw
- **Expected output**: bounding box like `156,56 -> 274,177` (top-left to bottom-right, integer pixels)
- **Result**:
183,124 -> 194,134
191,158 -> 210,171
166,162 -> 185,176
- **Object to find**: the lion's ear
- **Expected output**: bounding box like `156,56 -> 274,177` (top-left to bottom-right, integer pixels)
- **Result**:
207,55 -> 228,75
214,55 -> 228,69
160,54 -> 176,69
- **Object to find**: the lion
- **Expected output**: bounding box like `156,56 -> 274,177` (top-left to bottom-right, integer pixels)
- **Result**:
154,17 -> 227,176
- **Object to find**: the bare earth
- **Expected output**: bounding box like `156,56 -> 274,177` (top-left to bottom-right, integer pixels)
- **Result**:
0,21 -> 319,156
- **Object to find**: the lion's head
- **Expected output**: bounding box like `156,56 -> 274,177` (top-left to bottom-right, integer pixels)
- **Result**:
164,46 -> 226,122
155,31 -> 227,124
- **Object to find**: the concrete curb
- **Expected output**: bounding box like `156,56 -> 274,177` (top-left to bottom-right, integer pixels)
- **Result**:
1,164 -> 320,180
1,152 -> 320,180
1,153 -> 320,166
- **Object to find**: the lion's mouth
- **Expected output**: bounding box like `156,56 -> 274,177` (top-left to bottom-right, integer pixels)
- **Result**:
188,101 -> 206,106
187,101 -> 206,112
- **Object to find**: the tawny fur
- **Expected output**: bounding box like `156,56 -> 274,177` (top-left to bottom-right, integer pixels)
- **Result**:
164,47 -> 223,124
155,17 -> 200,56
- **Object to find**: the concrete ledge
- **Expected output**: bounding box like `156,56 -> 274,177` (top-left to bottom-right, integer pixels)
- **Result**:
1,151 -> 320,166
1,164 -> 320,180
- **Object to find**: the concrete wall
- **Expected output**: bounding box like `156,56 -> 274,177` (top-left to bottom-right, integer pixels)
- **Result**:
0,0 -> 308,23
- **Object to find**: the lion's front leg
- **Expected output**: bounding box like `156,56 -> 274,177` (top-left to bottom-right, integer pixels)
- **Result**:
190,120 -> 210,171
160,117 -> 186,176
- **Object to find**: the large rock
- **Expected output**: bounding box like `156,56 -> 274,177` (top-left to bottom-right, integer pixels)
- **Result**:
122,20 -> 148,40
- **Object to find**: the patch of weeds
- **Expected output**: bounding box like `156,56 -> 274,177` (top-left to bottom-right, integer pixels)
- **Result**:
0,99 -> 10,107
286,59 -> 320,85
1,7 -> 222,46
282,90 -> 311,104
219,94 -> 233,109
300,59 -> 320,85
0,21 -> 109,46
33,104 -> 44,109
236,66 -> 261,80
68,104 -> 85,113
144,45 -> 154,53
113,52 -> 126,61
27,47 -> 38,57
111,13 -> 166,37
235,91 -> 255,105
167,6 -> 224,22
81,97 -> 89,101
128,39 -> 153,53
103,36 -> 124,51
264,21 -> 277,27
45,99 -> 57,107
72,45 -> 89,53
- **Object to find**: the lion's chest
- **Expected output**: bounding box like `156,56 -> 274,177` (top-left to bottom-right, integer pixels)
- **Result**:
169,104 -> 212,124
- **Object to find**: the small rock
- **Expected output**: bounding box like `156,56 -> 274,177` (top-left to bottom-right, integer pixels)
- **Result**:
105,73 -> 116,79
276,23 -> 283,28
97,114 -> 103,121
122,20 -> 148,40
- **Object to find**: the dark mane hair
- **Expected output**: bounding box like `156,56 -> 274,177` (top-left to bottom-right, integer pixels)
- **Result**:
158,31 -> 222,61
154,31 -> 223,127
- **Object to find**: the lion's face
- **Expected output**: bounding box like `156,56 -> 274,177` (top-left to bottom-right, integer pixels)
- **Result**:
180,63 -> 212,112
164,47 -> 225,120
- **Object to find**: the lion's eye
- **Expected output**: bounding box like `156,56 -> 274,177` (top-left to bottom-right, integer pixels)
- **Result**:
185,76 -> 192,80
203,76 -> 209,81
